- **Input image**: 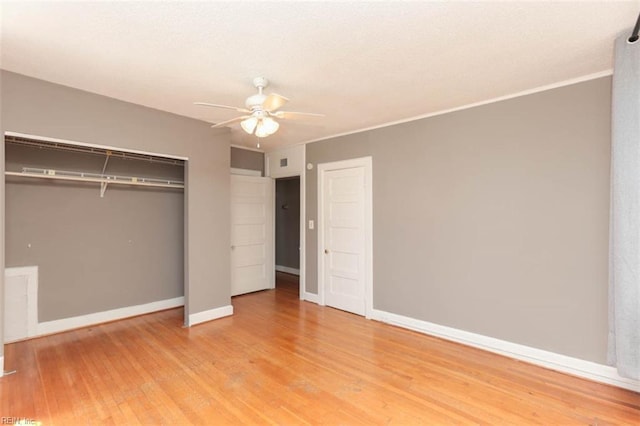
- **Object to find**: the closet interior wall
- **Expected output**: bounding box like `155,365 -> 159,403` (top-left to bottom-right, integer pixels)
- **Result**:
5,138 -> 185,322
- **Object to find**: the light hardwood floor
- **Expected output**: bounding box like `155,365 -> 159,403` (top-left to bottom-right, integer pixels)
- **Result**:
1,272 -> 639,424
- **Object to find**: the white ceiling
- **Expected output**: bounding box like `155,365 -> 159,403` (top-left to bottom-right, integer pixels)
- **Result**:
1,1 -> 638,151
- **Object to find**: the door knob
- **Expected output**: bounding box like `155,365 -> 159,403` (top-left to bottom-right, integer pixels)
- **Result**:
324,249 -> 329,254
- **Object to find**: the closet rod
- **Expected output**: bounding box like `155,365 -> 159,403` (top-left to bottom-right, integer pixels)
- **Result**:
5,167 -> 184,189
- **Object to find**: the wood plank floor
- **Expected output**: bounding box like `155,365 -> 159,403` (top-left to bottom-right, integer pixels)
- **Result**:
1,272 -> 639,424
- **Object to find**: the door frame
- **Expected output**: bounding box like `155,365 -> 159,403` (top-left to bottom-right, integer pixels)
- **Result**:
317,156 -> 373,318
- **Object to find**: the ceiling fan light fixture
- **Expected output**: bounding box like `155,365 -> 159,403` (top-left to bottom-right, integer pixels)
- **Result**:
240,116 -> 258,134
254,117 -> 280,138
254,126 -> 268,138
261,117 -> 279,134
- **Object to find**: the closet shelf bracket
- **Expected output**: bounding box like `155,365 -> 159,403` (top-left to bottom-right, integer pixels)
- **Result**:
100,151 -> 111,198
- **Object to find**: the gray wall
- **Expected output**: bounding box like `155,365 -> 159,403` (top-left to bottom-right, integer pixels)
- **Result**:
5,144 -> 184,321
1,71 -> 231,356
306,77 -> 611,364
231,147 -> 264,175
276,177 -> 300,270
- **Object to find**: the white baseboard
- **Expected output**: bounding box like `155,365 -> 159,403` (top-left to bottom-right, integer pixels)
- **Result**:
276,265 -> 300,276
303,292 -> 319,304
370,309 -> 640,393
37,296 -> 184,336
187,305 -> 233,326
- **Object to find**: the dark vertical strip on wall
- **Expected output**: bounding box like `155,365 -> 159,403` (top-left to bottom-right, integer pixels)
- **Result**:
275,177 -> 300,270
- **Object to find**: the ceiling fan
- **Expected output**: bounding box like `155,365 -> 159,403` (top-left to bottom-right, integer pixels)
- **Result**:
195,77 -> 324,138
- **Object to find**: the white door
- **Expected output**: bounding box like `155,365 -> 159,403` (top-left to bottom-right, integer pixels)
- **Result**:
319,159 -> 371,316
230,175 -> 274,296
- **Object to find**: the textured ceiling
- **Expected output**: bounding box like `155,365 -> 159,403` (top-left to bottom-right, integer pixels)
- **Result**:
1,1 -> 639,151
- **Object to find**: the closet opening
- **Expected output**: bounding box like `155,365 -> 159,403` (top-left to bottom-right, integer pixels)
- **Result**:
3,133 -> 186,342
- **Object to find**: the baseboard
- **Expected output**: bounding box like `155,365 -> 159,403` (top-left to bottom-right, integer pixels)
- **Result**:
37,296 -> 184,336
303,292 -> 319,304
276,265 -> 300,276
370,309 -> 640,393
187,305 -> 233,326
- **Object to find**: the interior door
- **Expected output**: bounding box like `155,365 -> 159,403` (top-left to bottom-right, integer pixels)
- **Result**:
321,166 -> 366,315
231,175 -> 274,296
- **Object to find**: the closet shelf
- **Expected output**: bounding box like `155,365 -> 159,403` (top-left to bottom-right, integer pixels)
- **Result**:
5,167 -> 185,190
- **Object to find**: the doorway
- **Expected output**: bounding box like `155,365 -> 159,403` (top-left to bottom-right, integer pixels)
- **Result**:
275,177 -> 300,296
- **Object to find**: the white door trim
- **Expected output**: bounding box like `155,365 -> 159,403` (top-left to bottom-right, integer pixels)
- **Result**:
317,156 -> 373,318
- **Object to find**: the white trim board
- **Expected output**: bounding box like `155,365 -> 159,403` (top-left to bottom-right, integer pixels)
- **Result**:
276,265 -> 300,276
299,70 -> 613,147
37,297 -> 184,336
187,305 -> 233,326
303,292 -> 319,304
370,309 -> 640,393
0,356 -> 4,378
4,266 -> 38,342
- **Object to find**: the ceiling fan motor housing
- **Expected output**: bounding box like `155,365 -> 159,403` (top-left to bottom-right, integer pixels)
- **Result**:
246,77 -> 269,110
245,93 -> 267,110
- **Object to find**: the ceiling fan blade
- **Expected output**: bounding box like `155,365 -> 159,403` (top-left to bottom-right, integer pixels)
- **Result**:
195,102 -> 251,113
211,116 -> 250,128
273,111 -> 325,120
262,93 -> 289,112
